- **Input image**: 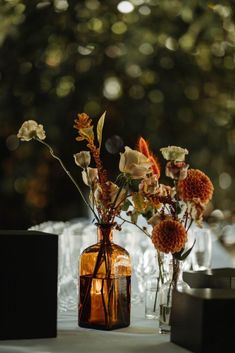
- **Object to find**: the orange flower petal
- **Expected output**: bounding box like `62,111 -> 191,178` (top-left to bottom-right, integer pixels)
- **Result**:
138,137 -> 151,157
149,155 -> 161,179
137,137 -> 161,178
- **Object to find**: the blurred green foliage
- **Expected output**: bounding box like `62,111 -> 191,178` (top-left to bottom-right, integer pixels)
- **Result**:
1,0 -> 235,228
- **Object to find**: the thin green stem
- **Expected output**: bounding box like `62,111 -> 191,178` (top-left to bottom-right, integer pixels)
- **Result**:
35,138 -> 100,222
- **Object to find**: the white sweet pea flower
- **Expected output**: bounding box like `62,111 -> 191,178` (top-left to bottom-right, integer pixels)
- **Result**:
17,120 -> 46,141
160,146 -> 188,162
74,151 -> 91,169
82,167 -> 98,186
119,146 -> 152,179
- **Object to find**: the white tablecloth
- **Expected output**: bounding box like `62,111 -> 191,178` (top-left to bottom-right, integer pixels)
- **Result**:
0,304 -> 191,353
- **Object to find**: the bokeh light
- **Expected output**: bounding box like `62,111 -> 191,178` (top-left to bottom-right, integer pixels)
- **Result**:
117,1 -> 134,14
103,77 -> 122,100
1,0 -> 235,228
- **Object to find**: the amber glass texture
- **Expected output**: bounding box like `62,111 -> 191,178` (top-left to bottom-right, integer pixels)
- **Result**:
78,224 -> 131,330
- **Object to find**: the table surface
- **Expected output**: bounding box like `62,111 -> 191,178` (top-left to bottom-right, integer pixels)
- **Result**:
0,304 -> 191,353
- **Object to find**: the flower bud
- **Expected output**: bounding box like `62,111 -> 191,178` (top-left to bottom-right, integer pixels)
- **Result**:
74,151 -> 91,168
82,167 -> 98,186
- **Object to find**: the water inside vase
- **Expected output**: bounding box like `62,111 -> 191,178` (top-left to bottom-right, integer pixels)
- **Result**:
79,274 -> 131,330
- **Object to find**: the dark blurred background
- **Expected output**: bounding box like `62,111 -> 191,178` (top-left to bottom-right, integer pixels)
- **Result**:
1,0 -> 235,229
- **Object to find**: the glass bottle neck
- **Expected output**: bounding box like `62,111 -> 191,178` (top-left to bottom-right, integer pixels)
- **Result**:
97,224 -> 113,243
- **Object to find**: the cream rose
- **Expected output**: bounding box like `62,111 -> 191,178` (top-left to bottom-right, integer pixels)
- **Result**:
74,151 -> 91,169
160,146 -> 188,162
119,146 -> 152,179
17,120 -> 46,141
82,167 -> 98,186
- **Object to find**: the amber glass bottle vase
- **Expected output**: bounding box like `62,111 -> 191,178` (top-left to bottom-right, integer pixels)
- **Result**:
78,223 -> 131,330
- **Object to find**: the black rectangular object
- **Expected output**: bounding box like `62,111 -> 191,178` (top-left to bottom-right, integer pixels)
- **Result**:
0,230 -> 58,340
183,267 -> 235,289
171,288 -> 235,353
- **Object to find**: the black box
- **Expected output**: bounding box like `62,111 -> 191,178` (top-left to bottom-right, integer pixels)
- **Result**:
171,288 -> 235,353
0,230 -> 58,340
183,268 -> 235,289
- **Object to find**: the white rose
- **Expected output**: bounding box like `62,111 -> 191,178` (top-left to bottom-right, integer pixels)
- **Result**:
119,146 -> 152,179
160,146 -> 188,162
17,120 -> 46,141
82,167 -> 98,186
74,151 -> 91,168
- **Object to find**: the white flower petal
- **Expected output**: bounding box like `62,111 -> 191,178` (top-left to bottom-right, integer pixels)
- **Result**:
17,120 -> 46,141
74,151 -> 91,168
119,146 -> 152,178
160,146 -> 188,161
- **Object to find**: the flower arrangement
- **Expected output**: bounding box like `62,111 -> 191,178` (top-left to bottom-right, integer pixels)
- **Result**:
17,113 -> 214,313
17,112 -> 155,330
17,114 -> 214,262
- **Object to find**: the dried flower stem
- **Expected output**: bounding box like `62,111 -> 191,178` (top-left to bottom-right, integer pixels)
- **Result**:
117,215 -> 151,237
87,142 -> 111,222
110,180 -> 127,223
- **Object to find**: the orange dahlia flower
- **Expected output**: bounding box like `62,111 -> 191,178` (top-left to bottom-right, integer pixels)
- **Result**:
151,219 -> 187,253
178,169 -> 214,204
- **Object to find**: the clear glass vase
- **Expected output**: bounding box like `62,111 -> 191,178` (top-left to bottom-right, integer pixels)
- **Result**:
145,275 -> 162,319
159,257 -> 189,334
78,223 -> 131,330
144,251 -> 166,319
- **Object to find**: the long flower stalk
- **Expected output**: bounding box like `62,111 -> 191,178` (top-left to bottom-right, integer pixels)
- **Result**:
35,137 -> 100,223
